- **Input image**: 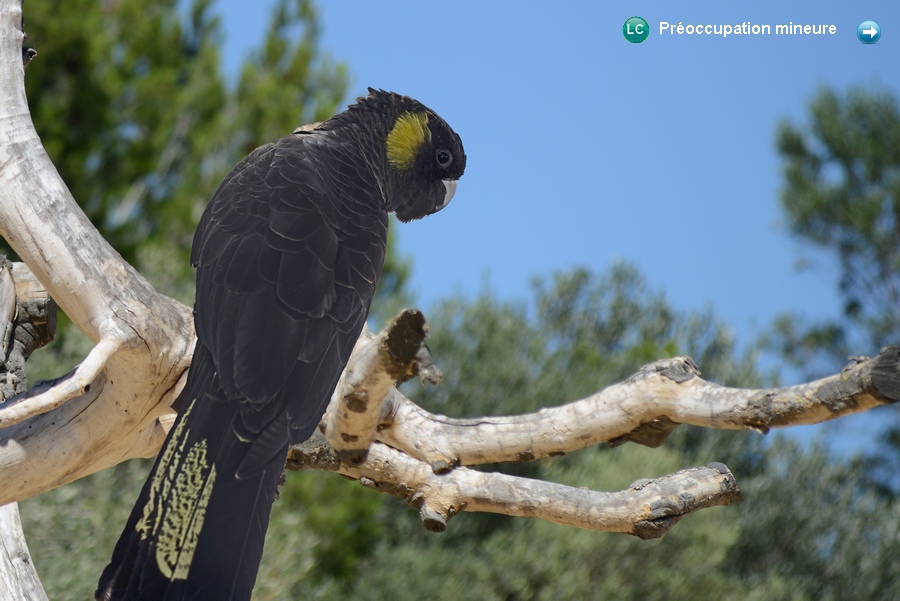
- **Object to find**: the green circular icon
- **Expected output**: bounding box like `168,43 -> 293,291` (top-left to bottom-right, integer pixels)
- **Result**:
623,17 -> 649,43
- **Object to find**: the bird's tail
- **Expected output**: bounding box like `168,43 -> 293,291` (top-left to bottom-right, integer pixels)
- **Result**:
96,345 -> 288,601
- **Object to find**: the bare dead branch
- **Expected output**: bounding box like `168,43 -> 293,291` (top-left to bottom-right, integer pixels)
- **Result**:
0,503 -> 47,601
0,260 -> 56,409
6,263 -> 56,358
322,309 -> 429,461
376,352 -> 900,471
0,253 -> 192,503
0,258 -> 51,601
0,0 -> 193,503
0,337 -> 121,428
289,314 -> 746,536
289,434 -> 742,538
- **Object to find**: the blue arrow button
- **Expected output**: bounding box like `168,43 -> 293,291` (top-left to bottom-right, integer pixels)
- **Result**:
857,21 -> 881,44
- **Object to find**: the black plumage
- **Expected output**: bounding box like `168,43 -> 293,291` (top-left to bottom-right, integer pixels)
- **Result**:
96,89 -> 465,600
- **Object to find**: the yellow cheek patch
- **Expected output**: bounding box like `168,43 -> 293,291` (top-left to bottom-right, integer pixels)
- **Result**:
386,111 -> 430,170
136,398 -> 218,581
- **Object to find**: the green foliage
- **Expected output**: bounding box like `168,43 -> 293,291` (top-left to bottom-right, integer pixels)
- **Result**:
22,0 -> 347,272
771,86 -> 900,370
722,437 -> 900,600
25,0 -> 224,264
234,0 -> 348,152
18,460 -> 150,599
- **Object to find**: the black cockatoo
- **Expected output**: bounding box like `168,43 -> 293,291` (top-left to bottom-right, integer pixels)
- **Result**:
96,89 -> 466,600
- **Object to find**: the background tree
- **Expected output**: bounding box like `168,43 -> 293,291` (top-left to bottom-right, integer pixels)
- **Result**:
768,86 -> 900,375
22,0 -> 345,267
768,86 -> 900,496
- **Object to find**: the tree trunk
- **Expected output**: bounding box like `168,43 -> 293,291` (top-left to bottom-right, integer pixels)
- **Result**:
0,260 -> 52,601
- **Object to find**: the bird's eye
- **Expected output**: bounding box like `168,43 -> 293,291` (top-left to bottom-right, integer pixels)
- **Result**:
435,149 -> 453,168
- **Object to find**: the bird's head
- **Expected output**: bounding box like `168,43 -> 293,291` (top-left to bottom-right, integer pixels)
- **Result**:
337,88 -> 466,222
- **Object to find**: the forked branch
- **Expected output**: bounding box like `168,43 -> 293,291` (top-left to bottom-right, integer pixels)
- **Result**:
287,313 -> 898,533
289,435 -> 742,539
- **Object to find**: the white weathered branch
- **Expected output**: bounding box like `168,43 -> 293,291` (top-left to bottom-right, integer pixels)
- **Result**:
0,0 -> 192,504
289,435 -> 742,539
322,309 -> 429,460
0,503 -> 47,601
0,337 -> 121,428
0,259 -> 51,601
374,352 -> 900,471
287,314 -> 896,533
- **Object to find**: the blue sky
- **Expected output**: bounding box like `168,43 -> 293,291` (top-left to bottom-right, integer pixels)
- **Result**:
214,1 -> 897,452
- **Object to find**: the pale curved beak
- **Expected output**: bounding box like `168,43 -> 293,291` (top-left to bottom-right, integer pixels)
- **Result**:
440,179 -> 458,209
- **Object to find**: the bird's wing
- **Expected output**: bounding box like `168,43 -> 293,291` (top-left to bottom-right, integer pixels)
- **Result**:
191,133 -> 387,448
97,132 -> 388,601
